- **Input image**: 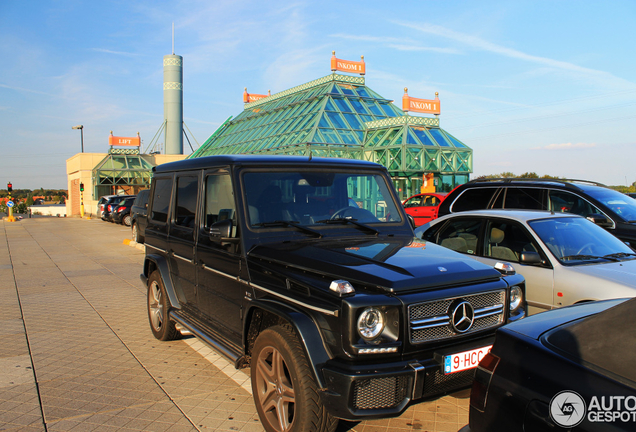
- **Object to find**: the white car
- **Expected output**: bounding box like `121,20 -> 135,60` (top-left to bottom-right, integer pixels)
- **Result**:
416,209 -> 636,314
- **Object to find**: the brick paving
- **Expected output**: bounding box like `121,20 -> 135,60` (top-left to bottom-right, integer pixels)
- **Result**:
0,217 -> 469,431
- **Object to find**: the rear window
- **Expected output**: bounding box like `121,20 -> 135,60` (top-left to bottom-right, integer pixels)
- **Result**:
134,190 -> 150,206
502,188 -> 544,210
451,188 -> 497,212
150,178 -> 173,223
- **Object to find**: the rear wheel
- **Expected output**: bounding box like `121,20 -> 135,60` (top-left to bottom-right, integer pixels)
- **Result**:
122,213 -> 132,227
251,325 -> 337,432
132,222 -> 144,243
147,271 -> 179,341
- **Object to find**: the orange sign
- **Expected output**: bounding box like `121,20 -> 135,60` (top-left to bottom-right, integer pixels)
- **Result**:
109,132 -> 140,147
402,88 -> 440,115
330,51 -> 365,75
243,88 -> 271,103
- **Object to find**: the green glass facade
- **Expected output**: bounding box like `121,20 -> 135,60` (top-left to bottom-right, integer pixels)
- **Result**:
191,73 -> 472,199
92,153 -> 154,198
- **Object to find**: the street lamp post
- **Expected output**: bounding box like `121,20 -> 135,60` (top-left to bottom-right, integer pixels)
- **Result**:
72,125 -> 84,153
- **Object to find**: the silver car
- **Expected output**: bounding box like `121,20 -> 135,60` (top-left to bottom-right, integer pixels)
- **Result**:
416,209 -> 636,315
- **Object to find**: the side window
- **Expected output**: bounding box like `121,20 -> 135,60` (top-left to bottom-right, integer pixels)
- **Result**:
485,220 -> 536,263
548,190 -> 601,217
174,176 -> 198,228
435,219 -> 482,255
150,178 -> 173,223
204,174 -> 236,230
503,188 -> 544,210
404,196 -> 423,208
452,188 -> 497,212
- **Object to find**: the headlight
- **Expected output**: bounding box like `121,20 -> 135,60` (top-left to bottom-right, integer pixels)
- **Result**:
510,286 -> 523,311
357,307 -> 385,340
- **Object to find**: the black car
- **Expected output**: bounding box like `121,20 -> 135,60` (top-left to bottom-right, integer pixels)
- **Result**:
111,197 -> 136,226
438,178 -> 636,248
463,297 -> 635,432
101,195 -> 134,222
141,155 -> 526,432
131,189 -> 150,243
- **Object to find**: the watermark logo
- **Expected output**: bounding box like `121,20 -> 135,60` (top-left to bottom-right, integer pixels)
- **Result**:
550,391 -> 636,426
550,391 -> 586,427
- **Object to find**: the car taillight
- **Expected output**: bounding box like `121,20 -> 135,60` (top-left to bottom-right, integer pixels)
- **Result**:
117,206 -> 125,213
108,205 -> 112,211
470,352 -> 500,412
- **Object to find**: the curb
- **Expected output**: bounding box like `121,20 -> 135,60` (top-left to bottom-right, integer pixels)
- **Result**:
123,239 -> 145,251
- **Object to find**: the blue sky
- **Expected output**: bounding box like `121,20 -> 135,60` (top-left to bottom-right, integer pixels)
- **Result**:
2,0 -> 636,189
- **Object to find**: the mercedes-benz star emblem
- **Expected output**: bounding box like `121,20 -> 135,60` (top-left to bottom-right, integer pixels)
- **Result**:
450,300 -> 475,333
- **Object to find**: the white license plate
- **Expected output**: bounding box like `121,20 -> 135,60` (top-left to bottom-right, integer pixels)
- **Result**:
444,345 -> 493,374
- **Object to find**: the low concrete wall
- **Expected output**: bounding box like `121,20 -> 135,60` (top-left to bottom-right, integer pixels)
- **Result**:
29,204 -> 67,217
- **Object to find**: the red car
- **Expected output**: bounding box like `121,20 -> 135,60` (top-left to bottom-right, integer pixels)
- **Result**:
403,192 -> 447,226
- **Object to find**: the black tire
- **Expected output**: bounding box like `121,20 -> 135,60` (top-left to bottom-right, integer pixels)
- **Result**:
132,222 -> 145,243
251,325 -> 337,432
147,271 -> 179,341
122,213 -> 132,227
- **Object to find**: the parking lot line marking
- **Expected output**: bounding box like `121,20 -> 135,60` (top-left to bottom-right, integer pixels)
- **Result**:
183,337 -> 252,395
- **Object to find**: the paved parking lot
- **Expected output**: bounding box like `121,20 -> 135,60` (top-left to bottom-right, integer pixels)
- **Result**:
1,217 -> 469,431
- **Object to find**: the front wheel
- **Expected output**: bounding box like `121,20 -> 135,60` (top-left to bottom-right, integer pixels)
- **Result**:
147,271 -> 179,341
251,325 -> 337,432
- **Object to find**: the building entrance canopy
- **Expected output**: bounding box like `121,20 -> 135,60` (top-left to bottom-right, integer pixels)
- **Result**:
92,153 -> 154,197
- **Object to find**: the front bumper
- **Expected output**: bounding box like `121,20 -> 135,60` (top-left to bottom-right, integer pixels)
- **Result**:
319,337 -> 493,421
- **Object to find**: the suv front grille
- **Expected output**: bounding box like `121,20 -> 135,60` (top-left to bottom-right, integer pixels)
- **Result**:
408,290 -> 506,344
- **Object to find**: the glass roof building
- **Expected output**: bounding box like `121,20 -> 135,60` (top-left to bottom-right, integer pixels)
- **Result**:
190,73 -> 472,199
92,153 -> 155,198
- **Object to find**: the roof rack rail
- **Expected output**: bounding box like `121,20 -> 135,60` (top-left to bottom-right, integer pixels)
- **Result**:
468,177 -> 607,188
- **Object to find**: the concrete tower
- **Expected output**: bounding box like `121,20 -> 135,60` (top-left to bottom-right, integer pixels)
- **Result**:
163,50 -> 183,155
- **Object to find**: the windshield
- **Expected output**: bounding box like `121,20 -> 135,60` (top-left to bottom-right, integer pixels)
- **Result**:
243,170 -> 402,228
529,216 -> 635,264
583,187 -> 636,222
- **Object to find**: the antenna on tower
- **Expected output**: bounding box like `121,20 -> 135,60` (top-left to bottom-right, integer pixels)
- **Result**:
172,22 -> 175,55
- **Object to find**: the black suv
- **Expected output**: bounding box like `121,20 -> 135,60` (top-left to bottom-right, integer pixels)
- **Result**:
131,189 -> 150,243
438,178 -> 636,248
141,155 -> 526,432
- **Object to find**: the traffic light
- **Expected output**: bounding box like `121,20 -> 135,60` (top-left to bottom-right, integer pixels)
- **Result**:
80,183 -> 84,192
7,182 -> 12,193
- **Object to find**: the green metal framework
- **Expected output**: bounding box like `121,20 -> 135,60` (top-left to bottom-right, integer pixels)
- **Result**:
92,154 -> 154,198
191,73 -> 473,196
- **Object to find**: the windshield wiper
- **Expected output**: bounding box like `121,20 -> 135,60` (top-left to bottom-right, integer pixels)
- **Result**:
603,252 -> 636,260
316,218 -> 379,235
561,254 -> 619,262
253,221 -> 322,238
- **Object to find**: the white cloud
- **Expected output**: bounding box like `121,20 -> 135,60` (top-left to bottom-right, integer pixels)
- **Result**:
395,21 -> 636,89
532,142 -> 596,151
331,33 -> 461,54
91,48 -> 144,57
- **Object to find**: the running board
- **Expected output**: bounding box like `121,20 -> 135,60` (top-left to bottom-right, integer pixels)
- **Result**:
169,310 -> 243,367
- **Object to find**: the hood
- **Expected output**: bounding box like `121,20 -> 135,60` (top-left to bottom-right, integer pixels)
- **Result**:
567,259 -> 636,288
248,236 -> 502,293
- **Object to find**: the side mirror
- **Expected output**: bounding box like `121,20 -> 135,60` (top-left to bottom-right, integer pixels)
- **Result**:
210,218 -> 232,240
586,213 -> 613,228
209,219 -> 238,245
520,251 -> 542,265
407,214 -> 416,230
